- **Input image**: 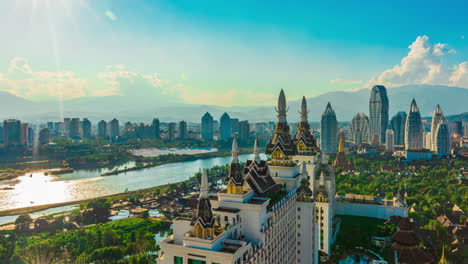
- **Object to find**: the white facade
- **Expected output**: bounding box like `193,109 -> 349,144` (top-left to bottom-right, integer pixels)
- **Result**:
385,129 -> 394,152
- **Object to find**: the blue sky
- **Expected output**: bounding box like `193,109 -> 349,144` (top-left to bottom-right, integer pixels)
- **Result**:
0,0 -> 467,105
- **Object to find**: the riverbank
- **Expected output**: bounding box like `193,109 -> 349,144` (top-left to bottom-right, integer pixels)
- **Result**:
102,148 -> 251,176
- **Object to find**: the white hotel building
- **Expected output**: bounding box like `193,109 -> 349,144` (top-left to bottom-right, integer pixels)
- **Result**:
157,90 -> 337,264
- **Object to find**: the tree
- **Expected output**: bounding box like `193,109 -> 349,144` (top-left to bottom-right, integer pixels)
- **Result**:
15,214 -> 32,233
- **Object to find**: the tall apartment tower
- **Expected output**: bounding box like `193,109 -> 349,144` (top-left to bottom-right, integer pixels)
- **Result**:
178,121 -> 187,139
82,118 -> 92,138
390,111 -> 407,146
3,119 -> 21,147
109,118 -> 120,140
63,118 -> 71,136
320,102 -> 338,154
97,120 -> 107,139
431,105 -> 444,151
70,118 -> 80,138
20,123 -> 29,146
369,85 -> 389,144
404,99 -> 424,150
386,129 -> 395,152
350,112 -> 370,144
435,121 -> 451,155
152,118 -> 161,139
219,112 -> 232,140
238,120 -> 250,144
201,112 -> 214,140
168,122 -> 176,140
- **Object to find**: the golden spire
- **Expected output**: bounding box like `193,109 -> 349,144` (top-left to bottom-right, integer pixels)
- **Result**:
338,133 -> 344,153
438,245 -> 448,264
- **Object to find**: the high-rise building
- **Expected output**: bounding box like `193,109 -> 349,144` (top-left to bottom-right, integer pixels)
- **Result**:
435,121 -> 451,155
20,123 -> 29,145
168,122 -> 176,140
109,118 -> 120,140
3,119 -> 21,147
369,85 -> 389,144
386,129 -> 395,152
82,118 -> 92,139
464,120 -> 468,138
159,89 -> 336,264
0,126 -> 3,144
39,128 -> 50,144
152,118 -> 160,139
430,105 -> 444,151
350,112 -> 370,144
70,118 -> 80,138
98,120 -> 107,139
47,122 -> 54,131
404,99 -> 424,150
64,118 -> 71,136
390,111 -> 407,146
219,112 -> 232,140
320,102 -> 338,154
201,112 -> 214,140
238,120 -> 250,143
423,132 -> 432,150
230,118 -> 239,133
178,121 -> 187,139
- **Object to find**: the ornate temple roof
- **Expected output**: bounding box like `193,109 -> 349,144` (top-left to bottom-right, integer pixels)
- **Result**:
391,218 -> 433,264
243,159 -> 279,195
226,138 -> 244,187
192,170 -> 215,229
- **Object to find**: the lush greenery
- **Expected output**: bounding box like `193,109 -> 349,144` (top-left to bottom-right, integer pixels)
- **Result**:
331,215 -> 395,262
2,218 -> 170,263
336,155 -> 468,218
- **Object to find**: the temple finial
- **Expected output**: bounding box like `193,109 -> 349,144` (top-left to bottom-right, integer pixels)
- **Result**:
232,137 -> 239,163
253,138 -> 261,163
299,96 -> 309,123
200,169 -> 209,198
275,89 -> 288,123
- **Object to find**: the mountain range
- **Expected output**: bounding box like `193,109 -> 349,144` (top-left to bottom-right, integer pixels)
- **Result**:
0,84 -> 467,123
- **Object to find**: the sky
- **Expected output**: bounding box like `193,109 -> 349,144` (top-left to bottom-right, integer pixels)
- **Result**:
0,0 -> 467,106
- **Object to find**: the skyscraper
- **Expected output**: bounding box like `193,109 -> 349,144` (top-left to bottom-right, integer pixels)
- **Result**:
350,112 -> 370,144
70,118 -> 80,138
20,123 -> 29,146
404,99 -> 424,150
231,118 -> 239,133
435,121 -> 450,155
152,118 -> 160,139
201,112 -> 214,140
109,118 -> 120,140
369,85 -> 389,144
238,120 -> 250,143
390,111 -> 407,146
178,120 -> 187,139
64,118 -> 71,136
98,120 -> 107,139
386,129 -> 394,152
168,122 -> 176,140
82,118 -> 92,139
320,102 -> 338,154
39,128 -> 50,144
3,119 -> 21,147
431,104 -> 444,151
219,112 -> 232,140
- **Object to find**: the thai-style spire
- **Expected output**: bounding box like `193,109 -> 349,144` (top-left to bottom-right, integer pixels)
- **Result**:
275,89 -> 288,124
299,96 -> 309,123
231,137 -> 239,163
297,162 -> 313,200
253,138 -> 261,163
319,170 -> 325,187
338,133 -> 344,153
200,169 -> 209,198
438,245 -> 448,264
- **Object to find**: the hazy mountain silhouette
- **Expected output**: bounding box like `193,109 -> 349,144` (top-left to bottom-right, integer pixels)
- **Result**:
0,84 -> 466,123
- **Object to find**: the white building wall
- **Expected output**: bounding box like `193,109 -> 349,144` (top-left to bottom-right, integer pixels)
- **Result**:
335,201 -> 408,219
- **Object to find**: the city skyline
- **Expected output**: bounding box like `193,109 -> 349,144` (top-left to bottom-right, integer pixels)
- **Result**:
0,1 -> 467,107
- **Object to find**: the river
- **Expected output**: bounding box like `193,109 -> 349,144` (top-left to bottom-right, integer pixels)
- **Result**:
0,153 -> 264,224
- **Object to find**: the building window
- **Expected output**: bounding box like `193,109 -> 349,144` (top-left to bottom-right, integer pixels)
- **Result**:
298,207 -> 301,211
188,259 -> 206,264
174,256 -> 183,264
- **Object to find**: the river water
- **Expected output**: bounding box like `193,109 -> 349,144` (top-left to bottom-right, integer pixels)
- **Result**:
0,153 -> 264,224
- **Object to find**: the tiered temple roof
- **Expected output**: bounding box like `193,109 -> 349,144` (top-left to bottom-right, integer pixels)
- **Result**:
391,218 -> 433,264
226,138 -> 244,187
191,170 -> 215,229
294,96 -> 318,154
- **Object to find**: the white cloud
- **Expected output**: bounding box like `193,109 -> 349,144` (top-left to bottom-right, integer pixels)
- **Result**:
330,79 -> 363,85
367,35 -> 468,88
